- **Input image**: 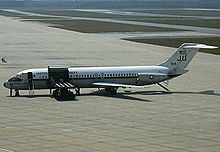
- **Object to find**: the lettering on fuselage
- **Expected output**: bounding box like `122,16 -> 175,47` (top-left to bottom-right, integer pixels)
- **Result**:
33,72 -> 48,79
177,50 -> 187,61
177,55 -> 187,61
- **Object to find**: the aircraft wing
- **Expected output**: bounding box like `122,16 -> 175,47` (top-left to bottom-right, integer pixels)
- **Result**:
93,82 -> 145,88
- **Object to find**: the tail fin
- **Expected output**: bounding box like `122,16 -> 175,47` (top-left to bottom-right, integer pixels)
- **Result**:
160,43 -> 217,75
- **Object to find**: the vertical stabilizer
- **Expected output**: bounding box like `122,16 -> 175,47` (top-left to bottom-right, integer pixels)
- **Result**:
160,43 -> 217,75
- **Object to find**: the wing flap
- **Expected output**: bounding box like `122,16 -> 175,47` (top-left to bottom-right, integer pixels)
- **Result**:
93,82 -> 145,88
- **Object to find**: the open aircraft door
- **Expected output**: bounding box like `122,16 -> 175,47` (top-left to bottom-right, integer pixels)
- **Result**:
48,66 -> 74,89
21,72 -> 34,95
48,66 -> 75,100
48,66 -> 69,83
21,72 -> 28,83
21,72 -> 33,84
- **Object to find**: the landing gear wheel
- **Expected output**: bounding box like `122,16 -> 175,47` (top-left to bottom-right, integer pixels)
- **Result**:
52,89 -> 59,98
75,88 -> 80,96
15,90 -> 20,96
105,87 -> 118,94
110,89 -> 117,94
53,89 -> 75,101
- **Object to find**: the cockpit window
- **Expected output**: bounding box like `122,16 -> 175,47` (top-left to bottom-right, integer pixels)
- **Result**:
8,76 -> 22,82
16,74 -> 21,79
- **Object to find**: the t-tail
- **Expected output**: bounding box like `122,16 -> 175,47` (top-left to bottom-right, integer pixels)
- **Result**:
160,43 -> 218,76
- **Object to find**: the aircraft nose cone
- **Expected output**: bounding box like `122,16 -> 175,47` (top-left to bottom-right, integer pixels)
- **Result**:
3,81 -> 8,88
3,82 -> 6,88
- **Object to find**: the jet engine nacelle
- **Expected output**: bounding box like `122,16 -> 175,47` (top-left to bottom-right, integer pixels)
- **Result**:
138,73 -> 168,84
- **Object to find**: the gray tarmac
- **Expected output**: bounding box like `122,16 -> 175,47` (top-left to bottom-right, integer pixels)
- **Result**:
0,16 -> 220,152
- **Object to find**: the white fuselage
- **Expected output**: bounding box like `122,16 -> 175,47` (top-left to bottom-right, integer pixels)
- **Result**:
69,66 -> 169,87
4,43 -> 216,96
4,65 -> 171,90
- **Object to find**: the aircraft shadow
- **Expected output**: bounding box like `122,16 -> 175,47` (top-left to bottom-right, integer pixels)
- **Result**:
9,94 -> 52,98
82,89 -> 220,102
7,90 -> 219,102
85,89 -> 154,102
121,90 -> 220,96
165,90 -> 220,96
8,91 -> 152,102
8,94 -> 77,102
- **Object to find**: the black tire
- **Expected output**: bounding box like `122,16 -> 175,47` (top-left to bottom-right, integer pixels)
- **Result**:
15,90 -> 20,96
52,90 -> 58,98
110,89 -> 117,94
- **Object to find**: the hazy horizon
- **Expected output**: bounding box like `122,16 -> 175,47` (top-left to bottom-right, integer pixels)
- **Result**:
0,0 -> 219,9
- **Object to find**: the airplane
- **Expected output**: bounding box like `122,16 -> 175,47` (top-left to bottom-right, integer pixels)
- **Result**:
3,43 -> 217,100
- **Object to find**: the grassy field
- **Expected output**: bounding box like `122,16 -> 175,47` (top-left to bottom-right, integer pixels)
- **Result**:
0,10 -> 25,17
125,9 -> 220,17
21,9 -> 124,19
31,19 -> 181,33
124,37 -> 220,55
0,9 -> 182,33
22,9 -> 220,29
122,18 -> 220,29
1,9 -> 220,29
19,9 -> 220,28
1,9 -> 219,55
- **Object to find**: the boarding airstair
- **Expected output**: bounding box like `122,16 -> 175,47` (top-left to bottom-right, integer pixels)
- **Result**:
54,82 -> 74,89
48,66 -> 75,100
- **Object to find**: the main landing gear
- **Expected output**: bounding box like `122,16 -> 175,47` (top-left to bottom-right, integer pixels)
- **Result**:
15,90 -> 20,96
52,87 -> 81,101
52,88 -> 75,101
75,88 -> 80,96
105,87 -> 118,94
157,83 -> 169,91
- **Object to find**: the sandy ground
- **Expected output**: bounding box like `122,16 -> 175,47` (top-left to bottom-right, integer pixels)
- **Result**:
0,16 -> 220,152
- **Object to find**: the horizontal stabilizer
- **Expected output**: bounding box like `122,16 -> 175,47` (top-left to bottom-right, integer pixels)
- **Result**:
183,44 -> 218,49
